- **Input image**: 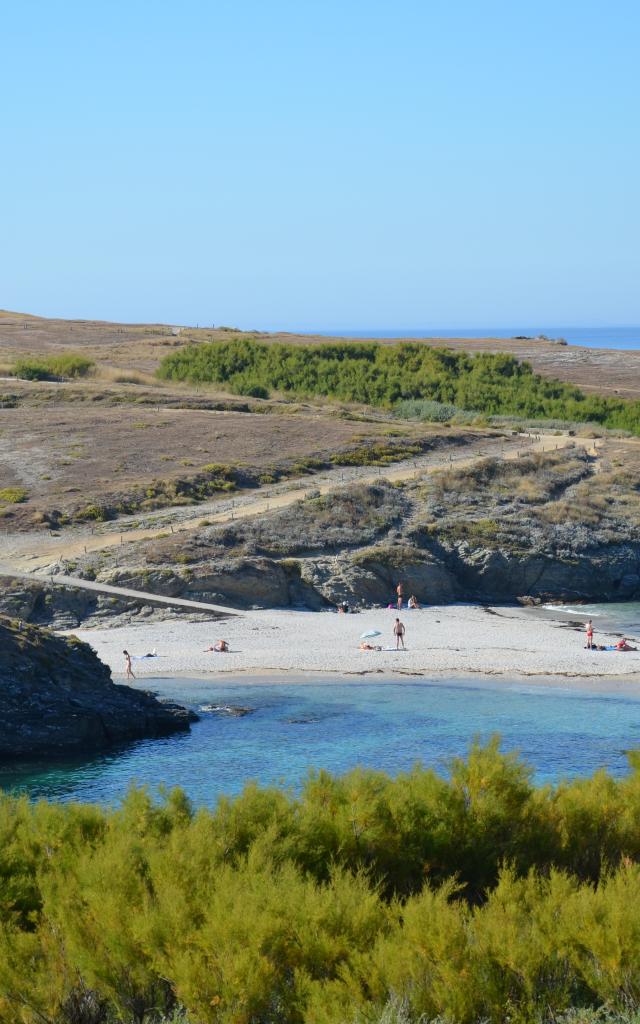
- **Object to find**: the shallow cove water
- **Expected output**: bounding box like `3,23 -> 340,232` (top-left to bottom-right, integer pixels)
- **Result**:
542,601 -> 640,637
3,676 -> 640,807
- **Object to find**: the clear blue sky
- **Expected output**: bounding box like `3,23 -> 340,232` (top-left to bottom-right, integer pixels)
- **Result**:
1,0 -> 638,330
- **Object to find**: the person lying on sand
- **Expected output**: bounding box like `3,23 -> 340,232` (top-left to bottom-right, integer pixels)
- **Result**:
359,642 -> 382,651
616,638 -> 637,651
204,640 -> 229,653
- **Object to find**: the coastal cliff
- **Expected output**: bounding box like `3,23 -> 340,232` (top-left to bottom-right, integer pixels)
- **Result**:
0,616 -> 195,758
3,448 -> 640,623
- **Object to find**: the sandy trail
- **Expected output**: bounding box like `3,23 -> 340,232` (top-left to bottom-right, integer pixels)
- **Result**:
2,432 -> 598,574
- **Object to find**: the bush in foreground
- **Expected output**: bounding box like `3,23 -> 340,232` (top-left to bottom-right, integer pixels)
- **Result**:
4,741 -> 640,1022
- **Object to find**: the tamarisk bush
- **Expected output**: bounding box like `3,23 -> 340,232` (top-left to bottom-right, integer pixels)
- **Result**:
159,339 -> 640,435
3,742 -> 640,1021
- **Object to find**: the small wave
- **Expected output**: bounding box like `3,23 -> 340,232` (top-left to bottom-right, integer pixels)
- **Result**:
542,604 -> 602,617
199,704 -> 255,717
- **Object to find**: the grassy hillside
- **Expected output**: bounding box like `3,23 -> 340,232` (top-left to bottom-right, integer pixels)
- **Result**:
158,339 -> 640,434
4,743 -> 640,1022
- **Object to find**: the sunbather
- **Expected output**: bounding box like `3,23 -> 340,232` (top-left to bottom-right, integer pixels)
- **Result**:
616,638 -> 637,651
204,640 -> 229,652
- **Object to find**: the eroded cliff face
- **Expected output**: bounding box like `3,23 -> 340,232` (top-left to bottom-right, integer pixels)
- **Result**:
0,617 -> 195,758
2,449 -> 640,622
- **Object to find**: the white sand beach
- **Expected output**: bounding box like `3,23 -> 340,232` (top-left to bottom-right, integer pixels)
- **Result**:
73,604 -> 640,694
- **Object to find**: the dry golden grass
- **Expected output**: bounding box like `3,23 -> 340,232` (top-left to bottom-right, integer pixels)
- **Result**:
430,449 -> 590,502
98,366 -> 161,386
0,397 -> 438,528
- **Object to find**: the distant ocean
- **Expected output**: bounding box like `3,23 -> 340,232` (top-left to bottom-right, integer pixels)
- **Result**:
310,327 -> 640,351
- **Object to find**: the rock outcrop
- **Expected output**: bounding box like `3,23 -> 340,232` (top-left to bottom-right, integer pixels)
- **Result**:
0,617 -> 196,759
4,449 -> 640,622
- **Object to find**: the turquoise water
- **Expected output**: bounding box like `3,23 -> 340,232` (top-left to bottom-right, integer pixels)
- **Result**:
2,676 -> 640,808
543,601 -> 640,637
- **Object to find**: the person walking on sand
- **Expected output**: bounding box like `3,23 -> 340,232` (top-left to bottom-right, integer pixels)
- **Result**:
394,618 -> 406,650
396,581 -> 404,610
123,650 -> 135,680
585,620 -> 594,649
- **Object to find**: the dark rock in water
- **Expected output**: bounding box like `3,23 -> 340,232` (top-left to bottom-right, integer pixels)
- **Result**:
200,704 -> 255,717
0,616 -> 197,759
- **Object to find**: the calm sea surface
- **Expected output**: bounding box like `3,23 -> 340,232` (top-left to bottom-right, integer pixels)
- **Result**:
311,327 -> 640,350
542,601 -> 640,637
3,675 -> 640,808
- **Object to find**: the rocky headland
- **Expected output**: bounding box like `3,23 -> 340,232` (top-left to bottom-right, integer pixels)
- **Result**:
0,616 -> 196,758
2,446 -> 640,626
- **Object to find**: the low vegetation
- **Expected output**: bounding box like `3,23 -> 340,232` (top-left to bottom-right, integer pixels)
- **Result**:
329,440 -> 424,465
68,465 -> 240,523
422,447 -> 640,539
162,482 -> 409,560
158,339 -> 640,435
11,352 -> 95,380
394,397 -> 469,422
430,449 -> 592,504
4,742 -> 640,1023
0,487 -> 27,504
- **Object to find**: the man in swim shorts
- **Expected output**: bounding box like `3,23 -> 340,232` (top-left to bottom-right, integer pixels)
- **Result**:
394,618 -> 406,650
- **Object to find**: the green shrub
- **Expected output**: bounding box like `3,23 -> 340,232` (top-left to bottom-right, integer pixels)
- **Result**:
243,383 -> 270,399
330,442 -> 423,467
5,744 -> 640,1021
157,338 -> 640,436
77,503 -> 110,522
12,353 -> 95,381
0,487 -> 27,504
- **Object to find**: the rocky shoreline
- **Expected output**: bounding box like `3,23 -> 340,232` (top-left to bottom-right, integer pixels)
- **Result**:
2,447 -> 640,630
0,616 -> 196,759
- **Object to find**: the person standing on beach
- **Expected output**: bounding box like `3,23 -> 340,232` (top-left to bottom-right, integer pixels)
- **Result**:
396,581 -> 404,610
123,650 -> 135,680
585,620 -> 594,649
394,618 -> 406,650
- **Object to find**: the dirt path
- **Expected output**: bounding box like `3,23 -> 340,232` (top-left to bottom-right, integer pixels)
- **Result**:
1,432 -> 598,574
